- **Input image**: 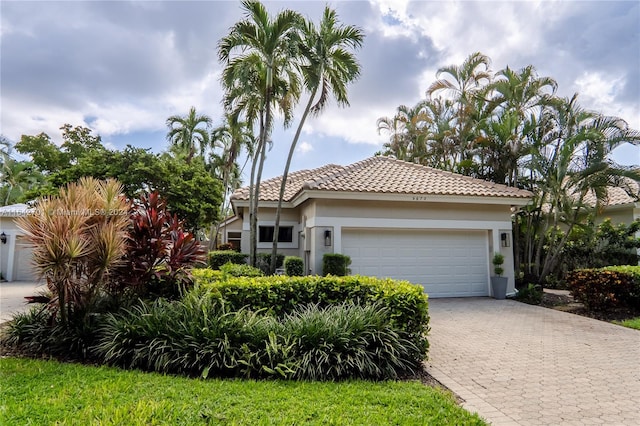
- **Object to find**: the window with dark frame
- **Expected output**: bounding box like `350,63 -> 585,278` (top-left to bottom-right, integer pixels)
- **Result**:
227,231 -> 242,251
258,226 -> 293,243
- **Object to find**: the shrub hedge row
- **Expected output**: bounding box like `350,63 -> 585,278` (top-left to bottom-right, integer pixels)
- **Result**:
566,266 -> 640,311
208,251 -> 247,269
192,269 -> 429,356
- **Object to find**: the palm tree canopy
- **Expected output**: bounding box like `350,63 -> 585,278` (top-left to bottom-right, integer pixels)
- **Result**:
166,106 -> 212,160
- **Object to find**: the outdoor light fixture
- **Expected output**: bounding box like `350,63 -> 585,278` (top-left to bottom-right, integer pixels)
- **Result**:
0,232 -> 6,244
500,232 -> 509,247
324,230 -> 332,246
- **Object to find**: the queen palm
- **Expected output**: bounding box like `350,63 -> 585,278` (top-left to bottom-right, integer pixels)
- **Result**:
219,0 -> 302,266
270,6 -> 364,271
166,106 -> 212,164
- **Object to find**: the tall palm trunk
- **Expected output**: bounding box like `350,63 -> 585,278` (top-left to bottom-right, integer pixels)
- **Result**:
249,112 -> 266,267
270,88 -> 317,272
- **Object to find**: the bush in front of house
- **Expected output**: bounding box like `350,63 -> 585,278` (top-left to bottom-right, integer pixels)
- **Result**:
255,253 -> 286,275
208,250 -> 248,269
192,271 -> 429,357
566,266 -> 640,311
284,256 -> 304,276
94,291 -> 421,380
220,262 -> 263,278
322,253 -> 351,276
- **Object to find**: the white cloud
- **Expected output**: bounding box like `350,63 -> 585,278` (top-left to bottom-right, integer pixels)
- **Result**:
297,141 -> 314,154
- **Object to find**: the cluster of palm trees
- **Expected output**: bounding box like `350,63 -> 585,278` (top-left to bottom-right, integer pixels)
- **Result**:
378,52 -> 640,281
217,1 -> 363,270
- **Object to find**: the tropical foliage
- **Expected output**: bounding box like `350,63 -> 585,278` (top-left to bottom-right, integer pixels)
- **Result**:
15,178 -> 130,325
219,1 -> 364,271
378,52 -> 640,282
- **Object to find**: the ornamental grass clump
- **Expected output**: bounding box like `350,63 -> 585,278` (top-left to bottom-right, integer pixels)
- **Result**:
94,288 -> 421,380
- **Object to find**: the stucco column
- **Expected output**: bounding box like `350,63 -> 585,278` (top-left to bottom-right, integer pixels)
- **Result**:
6,232 -> 16,281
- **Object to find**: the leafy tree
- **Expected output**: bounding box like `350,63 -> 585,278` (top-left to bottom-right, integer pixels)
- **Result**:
271,6 -> 364,272
156,155 -> 222,233
15,132 -> 66,173
166,107 -> 212,163
219,0 -> 303,266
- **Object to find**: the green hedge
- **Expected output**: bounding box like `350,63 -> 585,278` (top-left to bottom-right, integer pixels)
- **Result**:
323,253 -> 351,276
208,251 -> 247,270
284,256 -> 304,276
192,270 -> 429,357
220,263 -> 263,278
255,253 -> 285,275
566,266 -> 640,311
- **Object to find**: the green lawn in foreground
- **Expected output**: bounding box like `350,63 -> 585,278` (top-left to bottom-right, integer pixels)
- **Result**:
0,357 -> 485,425
615,317 -> 640,330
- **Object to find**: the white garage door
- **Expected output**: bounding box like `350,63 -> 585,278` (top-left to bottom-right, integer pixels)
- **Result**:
15,242 -> 37,281
342,228 -> 489,298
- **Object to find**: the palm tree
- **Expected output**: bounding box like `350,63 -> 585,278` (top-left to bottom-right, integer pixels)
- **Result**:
210,114 -> 255,249
270,6 -> 364,272
523,94 -> 640,281
482,65 -> 557,186
219,0 -> 303,266
377,101 -> 430,162
166,106 -> 212,163
427,52 -> 493,172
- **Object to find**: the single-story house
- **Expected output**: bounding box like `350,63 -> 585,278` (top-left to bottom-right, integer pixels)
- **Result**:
0,203 -> 37,282
222,156 -> 532,298
588,182 -> 640,226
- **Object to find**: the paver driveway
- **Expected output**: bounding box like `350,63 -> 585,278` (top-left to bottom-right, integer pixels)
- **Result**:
426,298 -> 640,425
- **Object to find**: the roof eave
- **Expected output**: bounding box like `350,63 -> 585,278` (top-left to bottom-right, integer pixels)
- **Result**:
292,190 -> 532,207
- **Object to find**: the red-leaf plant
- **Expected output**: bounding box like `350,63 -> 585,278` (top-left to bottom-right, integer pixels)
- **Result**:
111,191 -> 206,299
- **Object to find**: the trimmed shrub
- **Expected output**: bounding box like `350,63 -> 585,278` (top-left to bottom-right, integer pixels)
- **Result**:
256,253 -> 285,275
284,256 -> 304,276
566,266 -> 640,311
94,292 -> 420,380
322,253 -> 351,276
192,271 -> 429,357
220,262 -> 263,278
208,250 -> 247,270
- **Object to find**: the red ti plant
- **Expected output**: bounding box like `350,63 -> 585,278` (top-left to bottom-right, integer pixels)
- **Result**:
113,191 -> 206,299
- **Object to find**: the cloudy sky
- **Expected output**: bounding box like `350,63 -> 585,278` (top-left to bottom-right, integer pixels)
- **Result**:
1,0 -> 638,181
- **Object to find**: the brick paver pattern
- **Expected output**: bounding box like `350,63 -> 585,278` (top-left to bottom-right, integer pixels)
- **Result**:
426,298 -> 640,425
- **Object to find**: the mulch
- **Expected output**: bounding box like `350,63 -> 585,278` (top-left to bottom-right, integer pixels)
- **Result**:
539,291 -> 640,323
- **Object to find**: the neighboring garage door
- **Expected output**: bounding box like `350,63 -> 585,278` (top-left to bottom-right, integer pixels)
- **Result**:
15,241 -> 36,281
342,228 -> 489,298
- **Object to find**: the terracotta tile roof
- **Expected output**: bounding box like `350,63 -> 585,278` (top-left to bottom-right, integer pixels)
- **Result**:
231,164 -> 345,202
231,156 -> 533,202
583,178 -> 640,207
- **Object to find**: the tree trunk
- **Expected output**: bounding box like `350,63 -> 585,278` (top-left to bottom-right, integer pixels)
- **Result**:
270,89 -> 317,273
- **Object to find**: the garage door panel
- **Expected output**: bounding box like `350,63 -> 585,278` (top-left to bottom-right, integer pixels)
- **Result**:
342,229 -> 489,298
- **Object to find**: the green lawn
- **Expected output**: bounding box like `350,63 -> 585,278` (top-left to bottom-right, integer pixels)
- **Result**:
614,317 -> 640,330
0,357 -> 485,425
